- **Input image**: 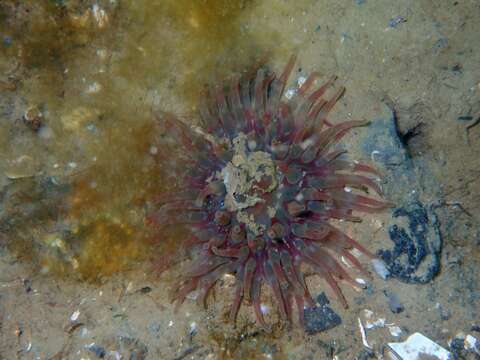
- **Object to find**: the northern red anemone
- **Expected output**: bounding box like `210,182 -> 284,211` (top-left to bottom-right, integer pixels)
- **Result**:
148,55 -> 390,329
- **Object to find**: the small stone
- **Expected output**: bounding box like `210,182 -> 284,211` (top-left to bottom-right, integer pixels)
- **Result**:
471,325 -> 480,333
356,348 -> 375,360
385,291 -> 404,313
304,303 -> 341,334
371,258 -> 390,279
148,322 -> 161,333
316,292 -> 330,306
449,337 -> 464,352
436,303 -> 451,321
388,15 -> 407,28
86,343 -> 106,358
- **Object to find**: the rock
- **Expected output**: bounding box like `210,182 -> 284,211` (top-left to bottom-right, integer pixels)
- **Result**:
371,258 -> 390,280
304,296 -> 342,334
385,291 -> 404,314
86,343 -> 106,358
316,292 -> 330,306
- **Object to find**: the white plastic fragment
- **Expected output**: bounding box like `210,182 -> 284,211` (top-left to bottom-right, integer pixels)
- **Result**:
358,318 -> 372,350
168,320 -> 174,327
86,82 -> 102,93
371,258 -> 390,280
260,304 -> 269,315
189,322 -> 197,334
388,325 -> 403,337
92,4 -> 108,28
363,309 -> 400,336
285,88 -> 296,99
70,310 -> 80,322
364,309 -> 374,319
465,334 -> 480,354
355,278 -> 367,286
297,76 -> 307,87
341,256 -> 352,268
386,332 -> 451,360
366,317 -> 386,330
107,351 -> 121,360
351,248 -> 363,258
371,150 -> 381,162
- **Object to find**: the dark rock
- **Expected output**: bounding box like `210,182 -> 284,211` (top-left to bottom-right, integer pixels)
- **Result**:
436,303 -> 451,321
87,344 -> 106,358
139,286 -> 152,294
316,292 -> 330,306
449,337 -> 466,358
377,200 -> 442,284
356,348 -> 375,360
304,302 -> 342,334
23,279 -> 32,293
354,296 -> 365,306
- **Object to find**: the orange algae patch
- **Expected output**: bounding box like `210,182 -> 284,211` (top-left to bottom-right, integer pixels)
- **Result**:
73,218 -> 142,279
51,122 -> 175,280
0,0 -> 280,281
116,0 -> 263,107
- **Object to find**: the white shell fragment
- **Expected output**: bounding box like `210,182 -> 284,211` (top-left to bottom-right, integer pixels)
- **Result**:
358,318 -> 372,350
355,278 -> 367,286
70,310 -> 81,322
386,332 -> 451,360
388,325 -> 403,337
371,258 -> 390,280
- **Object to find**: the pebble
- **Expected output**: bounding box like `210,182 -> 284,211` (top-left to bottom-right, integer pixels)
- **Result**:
435,303 -> 451,321
316,292 -> 330,306
371,258 -> 390,279
388,16 -> 407,28
304,294 -> 342,334
148,322 -> 161,333
385,291 -> 404,314
86,343 -> 106,358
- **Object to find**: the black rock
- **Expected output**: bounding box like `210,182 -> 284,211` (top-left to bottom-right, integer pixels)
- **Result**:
356,348 -> 375,360
304,304 -> 342,334
377,200 -> 442,284
87,344 -> 106,358
316,292 -> 330,306
450,337 -> 465,351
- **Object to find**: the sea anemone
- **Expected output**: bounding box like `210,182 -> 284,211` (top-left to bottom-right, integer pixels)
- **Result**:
149,55 -> 390,328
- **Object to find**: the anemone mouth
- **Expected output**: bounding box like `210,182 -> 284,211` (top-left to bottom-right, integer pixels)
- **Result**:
149,55 -> 391,329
